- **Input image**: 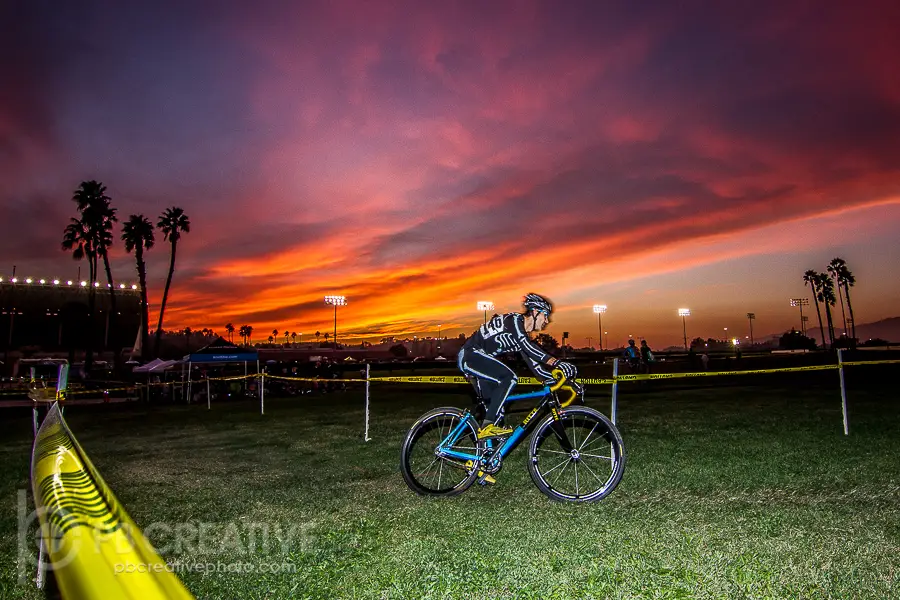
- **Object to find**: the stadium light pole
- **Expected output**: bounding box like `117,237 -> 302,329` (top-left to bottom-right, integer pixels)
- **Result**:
746,313 -> 755,345
790,298 -> 809,335
593,305 -> 607,350
324,295 -> 347,351
678,308 -> 691,351
437,324 -> 441,354
477,301 -> 494,324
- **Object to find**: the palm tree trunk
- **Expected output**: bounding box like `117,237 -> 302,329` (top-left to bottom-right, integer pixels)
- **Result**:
85,254 -> 97,372
824,301 -> 835,348
845,283 -> 857,341
835,281 -> 847,336
812,293 -> 826,350
154,240 -> 178,357
136,246 -> 151,361
101,250 -> 119,367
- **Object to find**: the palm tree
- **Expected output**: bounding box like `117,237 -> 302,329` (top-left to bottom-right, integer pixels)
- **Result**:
272,329 -> 279,346
154,207 -> 191,356
239,325 -> 248,346
225,323 -> 235,344
122,215 -> 155,361
841,266 -> 857,341
73,181 -> 118,351
827,258 -> 848,336
246,325 -> 253,346
816,272 -> 837,348
267,335 -> 274,344
324,332 -> 330,345
283,330 -> 289,345
315,331 -> 321,343
803,270 -> 826,349
291,332 -> 297,346
62,216 -> 97,366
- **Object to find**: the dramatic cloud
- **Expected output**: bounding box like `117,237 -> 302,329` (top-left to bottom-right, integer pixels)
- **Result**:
2,0 -> 899,346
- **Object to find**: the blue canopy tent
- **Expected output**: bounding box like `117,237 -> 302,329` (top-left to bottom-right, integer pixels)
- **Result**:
186,339 -> 260,409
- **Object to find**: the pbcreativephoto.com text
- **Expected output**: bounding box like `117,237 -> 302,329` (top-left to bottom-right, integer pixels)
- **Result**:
115,561 -> 297,575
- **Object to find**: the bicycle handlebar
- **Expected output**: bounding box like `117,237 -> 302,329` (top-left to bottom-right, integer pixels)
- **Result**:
549,368 -> 567,392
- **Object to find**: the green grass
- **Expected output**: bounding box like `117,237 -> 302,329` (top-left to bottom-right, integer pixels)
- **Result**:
2,378 -> 899,599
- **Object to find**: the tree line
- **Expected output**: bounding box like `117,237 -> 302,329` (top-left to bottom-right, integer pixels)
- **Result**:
803,257 -> 857,349
61,180 -> 190,368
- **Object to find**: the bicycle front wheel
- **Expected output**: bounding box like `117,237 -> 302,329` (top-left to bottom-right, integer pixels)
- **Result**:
400,407 -> 480,497
527,406 -> 625,502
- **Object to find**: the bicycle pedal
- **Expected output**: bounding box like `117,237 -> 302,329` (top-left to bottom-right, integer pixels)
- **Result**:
476,470 -> 496,485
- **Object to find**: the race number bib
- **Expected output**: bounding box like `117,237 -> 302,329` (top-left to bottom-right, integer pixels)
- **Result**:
480,314 -> 504,340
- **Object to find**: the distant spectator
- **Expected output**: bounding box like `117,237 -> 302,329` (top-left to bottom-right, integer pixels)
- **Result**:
700,353 -> 710,371
623,339 -> 641,373
640,340 -> 655,374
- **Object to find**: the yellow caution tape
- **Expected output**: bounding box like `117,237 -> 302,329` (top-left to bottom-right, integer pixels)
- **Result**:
31,403 -> 195,599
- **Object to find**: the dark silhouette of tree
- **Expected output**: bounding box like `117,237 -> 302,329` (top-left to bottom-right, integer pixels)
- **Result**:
246,325 -> 253,346
389,343 -> 408,357
324,332 -> 330,345
239,325 -> 248,345
225,323 -> 235,344
827,258 -> 848,336
122,215 -> 155,361
291,332 -> 297,346
779,328 -> 817,351
184,327 -> 193,352
815,272 -> 837,348
73,181 -> 118,360
284,330 -> 289,345
831,259 -> 857,341
315,331 -> 321,343
803,270 -> 826,349
272,329 -> 279,346
62,216 -> 98,367
154,207 -> 191,357
534,333 -> 559,352
267,335 -> 274,344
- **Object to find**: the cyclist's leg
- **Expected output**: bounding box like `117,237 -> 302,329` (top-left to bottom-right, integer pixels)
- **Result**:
459,350 -> 517,425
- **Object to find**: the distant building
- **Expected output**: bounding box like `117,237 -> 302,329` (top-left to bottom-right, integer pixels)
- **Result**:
0,280 -> 141,354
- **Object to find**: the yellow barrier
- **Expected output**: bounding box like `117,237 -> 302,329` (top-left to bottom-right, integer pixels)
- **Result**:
31,403 -> 194,599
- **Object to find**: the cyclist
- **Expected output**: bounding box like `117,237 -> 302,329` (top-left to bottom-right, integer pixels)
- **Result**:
623,339 -> 641,372
457,293 -> 578,439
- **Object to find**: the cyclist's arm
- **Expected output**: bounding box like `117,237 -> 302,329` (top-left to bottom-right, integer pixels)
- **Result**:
512,314 -> 560,371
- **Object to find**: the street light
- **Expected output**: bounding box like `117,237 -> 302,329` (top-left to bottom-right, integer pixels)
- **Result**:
746,313 -> 755,344
791,298 -> 810,335
437,324 -> 442,354
324,295 -> 347,350
678,308 -> 691,350
593,305 -> 607,350
477,301 -> 494,324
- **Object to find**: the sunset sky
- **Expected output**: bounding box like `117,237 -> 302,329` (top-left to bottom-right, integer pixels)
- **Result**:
2,1 -> 899,348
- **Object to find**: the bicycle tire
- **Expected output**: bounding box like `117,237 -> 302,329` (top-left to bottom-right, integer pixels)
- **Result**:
527,406 -> 625,502
400,407 -> 481,497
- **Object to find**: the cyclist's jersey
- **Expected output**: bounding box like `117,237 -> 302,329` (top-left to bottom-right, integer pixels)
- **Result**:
462,313 -> 555,381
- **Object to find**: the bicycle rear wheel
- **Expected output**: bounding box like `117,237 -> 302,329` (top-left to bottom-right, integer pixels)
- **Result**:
527,406 -> 625,502
400,407 -> 480,497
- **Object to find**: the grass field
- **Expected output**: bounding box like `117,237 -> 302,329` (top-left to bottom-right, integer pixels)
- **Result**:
2,375 -> 899,599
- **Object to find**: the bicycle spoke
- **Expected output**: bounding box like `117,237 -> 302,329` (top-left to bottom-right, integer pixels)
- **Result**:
541,454 -> 571,478
574,461 -> 579,496
578,422 -> 600,452
578,458 -> 607,485
578,451 -> 613,461
551,457 -> 572,487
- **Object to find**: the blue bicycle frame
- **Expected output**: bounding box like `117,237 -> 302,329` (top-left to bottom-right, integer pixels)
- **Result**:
436,385 -> 555,467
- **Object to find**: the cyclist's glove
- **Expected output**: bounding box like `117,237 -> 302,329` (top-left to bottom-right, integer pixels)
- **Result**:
556,360 -> 577,381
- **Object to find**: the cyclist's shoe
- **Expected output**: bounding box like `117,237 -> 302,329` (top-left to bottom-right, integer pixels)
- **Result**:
476,470 -> 496,485
477,423 -> 513,439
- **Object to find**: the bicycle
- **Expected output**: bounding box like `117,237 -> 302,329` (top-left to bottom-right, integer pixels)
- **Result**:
400,370 -> 626,502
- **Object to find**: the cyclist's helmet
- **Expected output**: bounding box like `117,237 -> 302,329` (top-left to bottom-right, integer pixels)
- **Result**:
523,293 -> 553,315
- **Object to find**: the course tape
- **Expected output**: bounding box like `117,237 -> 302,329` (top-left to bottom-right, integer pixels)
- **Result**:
31,403 -> 195,599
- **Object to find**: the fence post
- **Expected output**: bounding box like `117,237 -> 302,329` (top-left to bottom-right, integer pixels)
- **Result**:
206,376 -> 211,410
838,349 -> 849,435
611,358 -> 619,424
364,362 -> 371,442
260,373 -> 265,415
